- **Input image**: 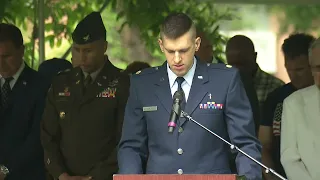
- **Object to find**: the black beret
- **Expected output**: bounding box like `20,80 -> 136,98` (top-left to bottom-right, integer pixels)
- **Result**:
72,12 -> 106,44
38,58 -> 73,80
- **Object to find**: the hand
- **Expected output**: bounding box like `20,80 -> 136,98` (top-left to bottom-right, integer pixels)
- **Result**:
0,172 -> 5,180
59,173 -> 92,180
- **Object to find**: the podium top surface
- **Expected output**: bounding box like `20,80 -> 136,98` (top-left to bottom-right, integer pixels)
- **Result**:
113,174 -> 243,180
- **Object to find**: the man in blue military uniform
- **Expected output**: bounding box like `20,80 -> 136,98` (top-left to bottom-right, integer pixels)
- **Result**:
118,13 -> 262,180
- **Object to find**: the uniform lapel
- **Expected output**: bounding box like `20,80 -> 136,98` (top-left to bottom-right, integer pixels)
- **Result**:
180,62 -> 209,126
80,61 -> 116,105
154,63 -> 172,114
69,67 -> 83,103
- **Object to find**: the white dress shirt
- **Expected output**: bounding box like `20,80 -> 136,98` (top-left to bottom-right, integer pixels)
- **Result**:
0,62 -> 25,89
167,57 -> 196,102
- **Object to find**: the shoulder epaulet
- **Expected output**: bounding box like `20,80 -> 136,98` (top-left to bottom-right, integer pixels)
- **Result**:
135,66 -> 159,76
206,63 -> 234,71
57,68 -> 71,75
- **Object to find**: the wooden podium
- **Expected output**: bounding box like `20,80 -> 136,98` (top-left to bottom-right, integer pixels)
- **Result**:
113,174 -> 243,180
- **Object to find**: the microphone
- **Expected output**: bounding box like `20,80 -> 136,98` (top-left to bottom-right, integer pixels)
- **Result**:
168,91 -> 184,133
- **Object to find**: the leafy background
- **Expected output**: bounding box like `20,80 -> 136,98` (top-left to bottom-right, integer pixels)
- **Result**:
1,0 -> 319,69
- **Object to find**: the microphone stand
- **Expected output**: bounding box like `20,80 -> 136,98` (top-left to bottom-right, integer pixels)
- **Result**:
180,110 -> 287,180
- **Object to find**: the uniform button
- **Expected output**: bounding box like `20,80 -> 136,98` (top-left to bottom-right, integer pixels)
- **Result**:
177,148 -> 183,155
46,158 -> 50,165
177,169 -> 183,174
178,127 -> 183,133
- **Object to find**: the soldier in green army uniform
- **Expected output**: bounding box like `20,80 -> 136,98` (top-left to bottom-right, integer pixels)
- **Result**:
41,12 -> 129,180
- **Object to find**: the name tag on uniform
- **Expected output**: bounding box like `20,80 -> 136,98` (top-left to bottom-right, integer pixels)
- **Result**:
143,106 -> 157,112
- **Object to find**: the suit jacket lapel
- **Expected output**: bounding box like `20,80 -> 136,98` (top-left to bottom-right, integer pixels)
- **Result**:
9,66 -> 31,105
1,65 -> 31,118
181,62 -> 209,126
154,63 -> 172,114
304,86 -> 320,131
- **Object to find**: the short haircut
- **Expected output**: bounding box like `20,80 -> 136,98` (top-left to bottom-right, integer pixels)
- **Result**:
226,35 -> 255,52
160,12 -> 196,40
0,23 -> 23,48
124,61 -> 151,75
282,33 -> 315,59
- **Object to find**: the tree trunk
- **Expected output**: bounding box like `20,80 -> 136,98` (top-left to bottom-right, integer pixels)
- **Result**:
120,24 -> 155,64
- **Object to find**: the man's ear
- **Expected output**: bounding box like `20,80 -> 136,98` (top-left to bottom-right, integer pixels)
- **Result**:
195,37 -> 201,52
158,39 -> 164,52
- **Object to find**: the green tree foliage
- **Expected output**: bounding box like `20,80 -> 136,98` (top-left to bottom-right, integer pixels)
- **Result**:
270,5 -> 320,34
0,0 -> 109,68
1,0 -> 234,68
117,0 -> 234,62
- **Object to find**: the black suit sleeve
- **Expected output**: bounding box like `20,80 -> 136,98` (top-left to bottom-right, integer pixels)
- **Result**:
4,82 -> 46,174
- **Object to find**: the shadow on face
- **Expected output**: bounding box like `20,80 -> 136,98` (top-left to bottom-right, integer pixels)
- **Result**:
158,30 -> 201,77
0,41 -> 24,78
71,40 -> 107,73
309,47 -> 320,89
226,49 -> 257,74
285,55 -> 314,89
226,35 -> 257,74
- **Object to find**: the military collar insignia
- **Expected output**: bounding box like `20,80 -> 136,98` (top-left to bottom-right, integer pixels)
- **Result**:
59,111 -> 66,119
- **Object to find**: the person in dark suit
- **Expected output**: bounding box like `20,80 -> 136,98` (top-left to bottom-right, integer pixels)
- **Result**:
0,23 -> 46,180
40,12 -> 130,180
118,13 -> 262,180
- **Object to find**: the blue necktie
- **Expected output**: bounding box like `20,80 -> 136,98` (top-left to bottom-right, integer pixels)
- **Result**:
175,77 -> 186,111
